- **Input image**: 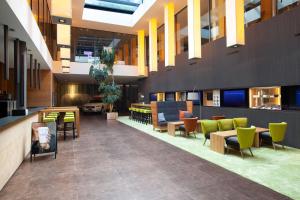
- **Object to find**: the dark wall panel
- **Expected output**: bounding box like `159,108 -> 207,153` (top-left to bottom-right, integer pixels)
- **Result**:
138,7 -> 300,148
139,7 -> 300,99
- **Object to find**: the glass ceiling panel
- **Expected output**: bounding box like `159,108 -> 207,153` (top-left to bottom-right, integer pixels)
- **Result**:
84,0 -> 144,14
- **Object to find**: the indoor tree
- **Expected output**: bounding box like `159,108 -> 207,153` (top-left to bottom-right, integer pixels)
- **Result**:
89,49 -> 121,113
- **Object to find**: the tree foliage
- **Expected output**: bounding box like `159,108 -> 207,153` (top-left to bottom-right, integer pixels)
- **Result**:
89,49 -> 121,112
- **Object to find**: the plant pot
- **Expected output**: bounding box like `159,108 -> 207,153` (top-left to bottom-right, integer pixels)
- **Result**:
107,112 -> 118,120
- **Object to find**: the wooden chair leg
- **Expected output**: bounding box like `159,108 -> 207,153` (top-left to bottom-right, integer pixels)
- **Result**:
249,148 -> 254,157
240,150 -> 244,159
64,122 -> 66,140
72,122 -> 75,139
272,142 -> 276,150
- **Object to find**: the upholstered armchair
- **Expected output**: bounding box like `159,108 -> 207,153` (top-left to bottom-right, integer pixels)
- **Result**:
201,120 -> 219,145
225,127 -> 256,158
179,117 -> 198,137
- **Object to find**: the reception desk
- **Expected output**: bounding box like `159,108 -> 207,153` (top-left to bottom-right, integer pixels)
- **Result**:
0,108 -> 42,190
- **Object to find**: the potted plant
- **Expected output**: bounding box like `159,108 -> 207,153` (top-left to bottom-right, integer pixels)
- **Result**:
89,49 -> 121,120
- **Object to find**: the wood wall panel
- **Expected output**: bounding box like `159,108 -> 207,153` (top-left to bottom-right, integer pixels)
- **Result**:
27,69 -> 52,107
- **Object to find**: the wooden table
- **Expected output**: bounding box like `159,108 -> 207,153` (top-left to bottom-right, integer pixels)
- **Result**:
167,120 -> 202,136
210,127 -> 269,154
38,107 -> 80,137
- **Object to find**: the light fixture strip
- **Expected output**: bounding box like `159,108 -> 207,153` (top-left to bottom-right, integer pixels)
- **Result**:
188,0 -> 201,59
149,18 -> 158,72
164,2 -> 175,67
137,30 -> 145,76
225,0 -> 245,47
51,0 -> 72,19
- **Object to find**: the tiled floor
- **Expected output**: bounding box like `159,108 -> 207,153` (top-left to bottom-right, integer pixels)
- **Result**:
0,115 -> 290,200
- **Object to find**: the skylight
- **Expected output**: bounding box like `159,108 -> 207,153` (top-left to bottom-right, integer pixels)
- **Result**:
84,0 -> 143,14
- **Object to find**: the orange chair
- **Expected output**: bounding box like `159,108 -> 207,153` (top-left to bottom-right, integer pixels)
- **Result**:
211,115 -> 225,120
179,117 -> 198,138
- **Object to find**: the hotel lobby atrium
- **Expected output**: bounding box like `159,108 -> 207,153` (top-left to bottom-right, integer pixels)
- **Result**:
0,0 -> 300,199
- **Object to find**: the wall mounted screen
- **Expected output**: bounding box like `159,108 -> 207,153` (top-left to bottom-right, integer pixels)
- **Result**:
150,93 -> 157,102
222,89 -> 248,108
282,86 -> 300,110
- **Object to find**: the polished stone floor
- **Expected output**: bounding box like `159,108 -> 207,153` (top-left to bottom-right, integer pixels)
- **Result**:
0,115 -> 290,200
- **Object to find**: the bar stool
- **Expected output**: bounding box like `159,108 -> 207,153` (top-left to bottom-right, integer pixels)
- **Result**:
132,108 -> 138,121
129,107 -> 133,119
144,109 -> 152,124
63,115 -> 75,140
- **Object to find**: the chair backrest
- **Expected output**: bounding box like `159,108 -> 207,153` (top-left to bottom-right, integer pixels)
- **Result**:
233,118 -> 248,129
211,115 -> 225,120
157,101 -> 187,121
183,117 -> 198,133
237,127 -> 256,149
269,122 -> 287,142
201,120 -> 219,135
217,119 -> 234,131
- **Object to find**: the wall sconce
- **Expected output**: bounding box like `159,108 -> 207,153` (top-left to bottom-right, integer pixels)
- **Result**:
57,24 -> 71,46
61,59 -> 70,68
62,67 -> 70,73
60,47 -> 71,59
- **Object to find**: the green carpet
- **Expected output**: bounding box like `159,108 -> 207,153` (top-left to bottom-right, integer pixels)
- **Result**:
118,116 -> 300,200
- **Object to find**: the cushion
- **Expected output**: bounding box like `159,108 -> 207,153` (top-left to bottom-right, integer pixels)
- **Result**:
158,113 -> 166,122
179,110 -> 187,120
183,112 -> 193,118
158,121 -> 168,126
178,124 -> 185,131
260,131 -> 271,140
225,136 -> 240,148
218,119 -> 234,131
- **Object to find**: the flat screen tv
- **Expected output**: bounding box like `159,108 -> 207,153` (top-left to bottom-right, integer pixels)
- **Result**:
187,92 -> 201,105
281,86 -> 300,110
149,93 -> 157,102
165,92 -> 175,101
221,89 -> 248,108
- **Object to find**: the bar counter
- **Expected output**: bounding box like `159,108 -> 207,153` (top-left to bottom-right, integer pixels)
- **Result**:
0,107 -> 44,190
0,107 -> 44,132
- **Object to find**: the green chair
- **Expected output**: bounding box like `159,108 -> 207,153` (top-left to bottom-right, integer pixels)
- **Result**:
201,120 -> 219,145
63,116 -> 75,140
233,118 -> 248,129
225,127 -> 256,158
260,122 -> 287,150
217,119 -> 234,131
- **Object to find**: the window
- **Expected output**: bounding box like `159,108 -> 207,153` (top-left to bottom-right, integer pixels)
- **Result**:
277,0 -> 300,14
73,28 -> 137,65
209,0 -> 225,41
84,0 -> 143,14
175,7 -> 188,55
157,25 -> 165,63
244,0 -> 261,26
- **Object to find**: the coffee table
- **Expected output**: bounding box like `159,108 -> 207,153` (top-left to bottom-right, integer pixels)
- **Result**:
210,127 -> 269,154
